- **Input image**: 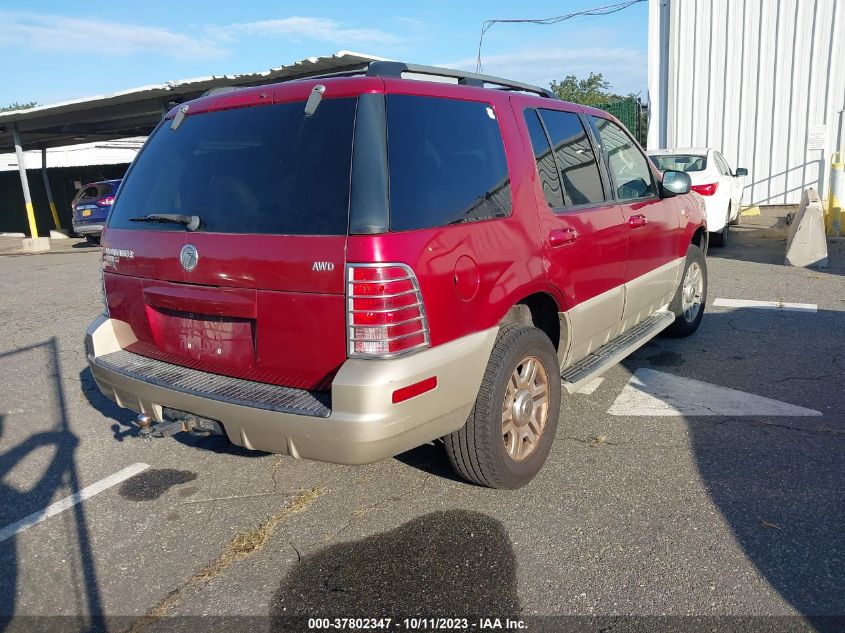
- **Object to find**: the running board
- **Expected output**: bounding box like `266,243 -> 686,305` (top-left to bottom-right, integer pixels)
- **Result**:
560,310 -> 676,394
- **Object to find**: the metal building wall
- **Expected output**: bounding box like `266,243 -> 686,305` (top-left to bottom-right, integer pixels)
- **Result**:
649,0 -> 845,205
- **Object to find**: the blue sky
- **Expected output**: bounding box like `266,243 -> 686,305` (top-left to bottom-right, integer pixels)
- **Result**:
0,0 -> 649,107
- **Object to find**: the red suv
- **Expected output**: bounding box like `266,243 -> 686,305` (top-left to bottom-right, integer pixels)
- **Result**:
86,62 -> 707,489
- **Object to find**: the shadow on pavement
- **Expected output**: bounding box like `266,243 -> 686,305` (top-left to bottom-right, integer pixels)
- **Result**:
0,339 -> 102,630
270,510 -> 520,625
393,442 -> 465,483
623,306 -> 845,628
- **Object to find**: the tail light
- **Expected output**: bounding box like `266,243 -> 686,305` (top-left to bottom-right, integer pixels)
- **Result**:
691,183 -> 718,196
347,264 -> 430,358
96,196 -> 115,206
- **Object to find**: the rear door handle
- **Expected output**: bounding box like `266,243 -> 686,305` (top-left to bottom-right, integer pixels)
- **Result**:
549,228 -> 577,247
628,214 -> 648,228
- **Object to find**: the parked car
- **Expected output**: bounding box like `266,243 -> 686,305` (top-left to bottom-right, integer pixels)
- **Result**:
85,62 -> 707,489
647,148 -> 747,247
71,179 -> 121,243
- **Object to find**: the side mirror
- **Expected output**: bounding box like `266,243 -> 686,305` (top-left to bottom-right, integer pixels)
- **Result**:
662,170 -> 691,197
735,167 -> 748,177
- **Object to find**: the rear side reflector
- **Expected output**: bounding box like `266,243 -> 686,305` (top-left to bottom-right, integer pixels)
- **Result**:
347,263 -> 430,358
691,182 -> 718,196
392,376 -> 437,404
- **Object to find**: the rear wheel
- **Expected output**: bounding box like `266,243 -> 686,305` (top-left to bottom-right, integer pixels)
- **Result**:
729,202 -> 742,226
664,244 -> 707,338
444,325 -> 560,489
710,206 -> 731,247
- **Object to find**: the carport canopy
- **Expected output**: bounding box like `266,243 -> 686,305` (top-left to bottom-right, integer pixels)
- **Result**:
0,51 -> 380,244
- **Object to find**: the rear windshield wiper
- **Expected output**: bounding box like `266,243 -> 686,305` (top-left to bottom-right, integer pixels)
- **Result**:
128,213 -> 201,231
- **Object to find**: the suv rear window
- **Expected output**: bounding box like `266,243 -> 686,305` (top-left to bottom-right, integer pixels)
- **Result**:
650,154 -> 707,173
74,183 -> 112,203
108,98 -> 357,235
386,95 -> 511,231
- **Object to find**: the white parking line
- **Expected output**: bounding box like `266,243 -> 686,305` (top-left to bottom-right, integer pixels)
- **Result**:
712,298 -> 817,312
607,369 -> 822,417
0,462 -> 149,544
576,377 -> 605,394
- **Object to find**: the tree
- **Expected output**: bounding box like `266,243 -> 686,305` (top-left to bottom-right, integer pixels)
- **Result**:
549,72 -> 648,145
549,72 -> 630,105
0,101 -> 39,112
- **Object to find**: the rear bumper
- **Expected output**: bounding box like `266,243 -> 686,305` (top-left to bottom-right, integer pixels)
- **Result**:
72,223 -> 104,236
85,316 -> 497,464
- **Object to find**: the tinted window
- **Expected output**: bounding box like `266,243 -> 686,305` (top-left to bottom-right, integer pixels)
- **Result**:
650,154 -> 707,173
713,153 -> 731,175
75,184 -> 109,202
387,95 -> 511,231
109,98 -> 357,235
524,109 -> 564,208
593,117 -> 657,200
538,109 -> 605,205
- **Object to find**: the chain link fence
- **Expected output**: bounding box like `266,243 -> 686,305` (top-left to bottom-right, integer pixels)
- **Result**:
595,98 -> 647,148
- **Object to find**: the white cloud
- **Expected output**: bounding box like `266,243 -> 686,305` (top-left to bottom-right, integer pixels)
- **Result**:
0,12 -> 403,61
213,17 -> 401,46
441,47 -> 648,96
0,12 -> 226,60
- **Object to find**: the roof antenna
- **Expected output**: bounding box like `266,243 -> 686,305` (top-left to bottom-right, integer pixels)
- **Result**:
304,84 -> 326,116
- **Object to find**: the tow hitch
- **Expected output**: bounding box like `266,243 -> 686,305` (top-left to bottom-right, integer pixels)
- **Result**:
135,410 -> 225,439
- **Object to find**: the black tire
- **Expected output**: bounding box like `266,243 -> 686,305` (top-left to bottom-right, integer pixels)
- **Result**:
709,224 -> 728,247
664,244 -> 707,338
444,325 -> 561,489
729,203 -> 741,226
85,235 -> 100,245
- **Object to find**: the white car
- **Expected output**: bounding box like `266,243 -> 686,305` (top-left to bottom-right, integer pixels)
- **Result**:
648,147 -> 748,247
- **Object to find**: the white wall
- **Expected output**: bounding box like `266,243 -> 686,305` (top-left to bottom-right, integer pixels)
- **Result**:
649,0 -> 845,204
0,138 -> 145,172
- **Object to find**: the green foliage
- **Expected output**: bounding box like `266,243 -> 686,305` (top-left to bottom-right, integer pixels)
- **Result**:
549,72 -> 629,105
549,72 -> 647,147
0,101 -> 39,113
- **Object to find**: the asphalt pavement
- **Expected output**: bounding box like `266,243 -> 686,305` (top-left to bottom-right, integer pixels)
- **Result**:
0,218 -> 843,632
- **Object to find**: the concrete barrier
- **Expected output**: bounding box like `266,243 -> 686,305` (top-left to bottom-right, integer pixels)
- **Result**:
785,188 -> 828,268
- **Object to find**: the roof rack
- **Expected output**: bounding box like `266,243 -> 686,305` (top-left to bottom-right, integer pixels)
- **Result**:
293,61 -> 560,100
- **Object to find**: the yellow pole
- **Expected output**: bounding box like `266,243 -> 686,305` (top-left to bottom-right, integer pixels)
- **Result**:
829,159 -> 843,237
12,124 -> 39,239
41,148 -> 62,230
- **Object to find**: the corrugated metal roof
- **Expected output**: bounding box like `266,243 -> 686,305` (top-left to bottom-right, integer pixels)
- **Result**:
0,51 -> 383,153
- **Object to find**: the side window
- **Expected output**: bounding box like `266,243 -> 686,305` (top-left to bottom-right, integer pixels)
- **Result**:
539,109 -> 605,205
523,109 -> 564,208
592,117 -> 657,201
386,95 -> 512,231
714,153 -> 730,175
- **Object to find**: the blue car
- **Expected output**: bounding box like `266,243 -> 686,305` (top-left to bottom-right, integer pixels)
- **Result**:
71,179 -> 120,243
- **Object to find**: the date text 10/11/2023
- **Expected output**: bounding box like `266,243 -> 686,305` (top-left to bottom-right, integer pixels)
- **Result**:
307,618 -> 528,630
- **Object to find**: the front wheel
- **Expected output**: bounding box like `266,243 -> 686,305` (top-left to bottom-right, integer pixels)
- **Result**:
444,325 -> 561,489
664,244 -> 707,338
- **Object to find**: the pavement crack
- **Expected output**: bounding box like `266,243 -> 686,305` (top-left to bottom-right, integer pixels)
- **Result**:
127,486 -> 325,632
323,565 -> 347,593
289,541 -> 302,563
319,475 -> 431,546
555,436 -> 668,450
769,374 -> 833,383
